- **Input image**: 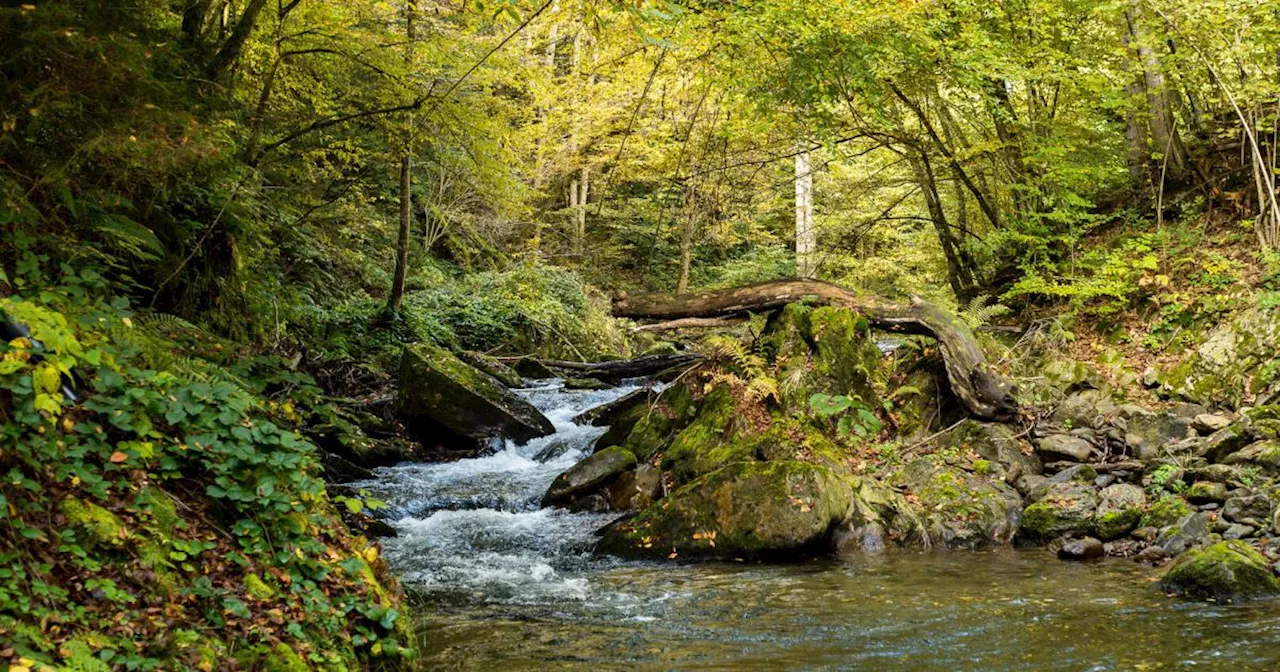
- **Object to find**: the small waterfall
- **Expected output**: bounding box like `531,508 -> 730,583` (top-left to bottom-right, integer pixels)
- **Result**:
353,380 -> 641,604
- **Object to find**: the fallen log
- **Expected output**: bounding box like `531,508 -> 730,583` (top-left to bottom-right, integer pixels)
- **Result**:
612,279 -> 1017,419
630,317 -> 745,333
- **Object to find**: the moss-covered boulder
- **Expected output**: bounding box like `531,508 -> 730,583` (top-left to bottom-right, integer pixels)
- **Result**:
1051,390 -> 1119,429
398,343 -> 554,453
894,459 -> 1023,549
601,383 -> 697,459
1223,440 -> 1280,470
597,461 -> 853,560
543,447 -> 637,508
1140,496 -> 1193,529
940,420 -> 1041,482
1096,483 -> 1146,540
762,303 -> 884,416
1159,305 -> 1280,408
459,350 -> 523,388
1160,540 -> 1280,602
1017,481 -> 1100,543
661,385 -> 751,483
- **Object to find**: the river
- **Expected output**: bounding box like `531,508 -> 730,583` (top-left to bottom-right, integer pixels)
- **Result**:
355,381 -> 1280,671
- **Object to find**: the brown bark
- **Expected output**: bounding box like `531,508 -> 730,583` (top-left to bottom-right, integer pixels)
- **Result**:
387,0 -> 417,314
205,0 -> 269,81
612,280 -> 1018,419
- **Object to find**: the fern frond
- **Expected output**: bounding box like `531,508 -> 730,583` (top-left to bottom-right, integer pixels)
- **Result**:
960,294 -> 1011,328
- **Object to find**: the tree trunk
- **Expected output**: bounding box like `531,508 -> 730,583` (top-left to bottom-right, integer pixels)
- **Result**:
205,0 -> 269,81
612,279 -> 1018,419
795,147 -> 815,278
577,165 -> 589,257
909,151 -> 973,300
1126,3 -> 1187,181
1121,32 -> 1153,188
387,0 -> 417,314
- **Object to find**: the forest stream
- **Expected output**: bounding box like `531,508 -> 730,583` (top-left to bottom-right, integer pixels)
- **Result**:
356,380 -> 1280,671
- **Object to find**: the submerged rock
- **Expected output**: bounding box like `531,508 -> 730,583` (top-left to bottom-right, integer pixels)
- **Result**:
1057,536 -> 1104,561
597,461 -> 852,560
398,344 -> 555,453
1160,540 -> 1280,602
543,447 -> 637,508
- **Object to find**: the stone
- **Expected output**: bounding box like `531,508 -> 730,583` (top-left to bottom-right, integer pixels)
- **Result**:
1057,536 -> 1105,561
1136,546 -> 1169,564
1193,413 -> 1233,434
1222,494 -> 1272,525
573,387 -> 651,427
1185,481 -> 1229,505
897,461 -> 1024,550
1131,526 -> 1159,542
1028,464 -> 1097,503
942,420 -> 1042,480
1199,425 -> 1255,463
458,351 -> 523,388
1184,463 -> 1246,485
1052,390 -> 1119,430
1158,304 -> 1280,408
1224,524 -> 1256,540
1140,497 -> 1193,529
1043,359 -> 1102,392
1223,441 -> 1280,470
1095,474 -> 1116,489
1017,482 -> 1100,543
606,464 -> 663,511
1160,540 -> 1280,602
1125,412 -> 1194,460
1142,367 -> 1160,388
597,461 -> 853,560
1155,512 -> 1211,556
543,447 -> 638,508
1036,435 -> 1094,462
398,344 -> 555,453
511,356 -> 558,379
1096,483 -> 1146,540
564,377 -> 611,390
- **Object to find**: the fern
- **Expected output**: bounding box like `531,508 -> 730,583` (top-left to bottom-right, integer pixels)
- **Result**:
93,213 -> 165,262
959,294 -> 1011,329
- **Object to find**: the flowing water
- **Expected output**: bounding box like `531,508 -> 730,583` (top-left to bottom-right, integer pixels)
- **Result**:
359,382 -> 1280,671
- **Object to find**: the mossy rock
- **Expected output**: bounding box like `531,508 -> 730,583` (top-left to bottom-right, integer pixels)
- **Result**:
398,343 -> 554,451
1141,496 -> 1194,529
938,420 -> 1041,480
761,304 -> 885,417
597,461 -> 853,560
61,498 -> 127,549
607,383 -> 697,460
1223,441 -> 1280,471
543,447 -> 637,508
564,377 -> 611,390
1160,540 -> 1280,602
1096,483 -> 1146,540
895,459 -> 1023,549
459,350 -> 524,388
661,385 -> 749,484
1159,305 -> 1280,408
1017,482 -> 1100,543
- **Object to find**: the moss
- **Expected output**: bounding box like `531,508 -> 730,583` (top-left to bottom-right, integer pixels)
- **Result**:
973,459 -> 991,475
1017,483 -> 1099,543
135,486 -> 182,531
662,385 -> 747,483
244,573 -> 276,600
599,461 -> 853,559
1096,510 -> 1141,541
617,383 -> 696,461
60,498 -> 127,548
266,643 -> 310,672
1140,496 -> 1193,529
1160,540 -> 1280,602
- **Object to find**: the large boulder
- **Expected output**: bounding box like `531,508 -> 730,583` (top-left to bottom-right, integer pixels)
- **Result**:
1124,412 -> 1193,460
543,447 -> 637,508
597,461 -> 853,560
1017,481 -> 1100,543
398,344 -> 555,453
1159,540 -> 1280,602
1159,305 -> 1280,408
1051,390 -> 1118,429
895,459 -> 1023,549
1223,441 -> 1280,470
1096,483 -> 1146,540
939,420 -> 1041,483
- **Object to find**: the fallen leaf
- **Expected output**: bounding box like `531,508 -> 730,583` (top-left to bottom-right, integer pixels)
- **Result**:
110,451 -> 128,463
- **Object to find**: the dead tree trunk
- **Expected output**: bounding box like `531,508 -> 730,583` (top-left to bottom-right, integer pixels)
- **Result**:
612,279 -> 1017,419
